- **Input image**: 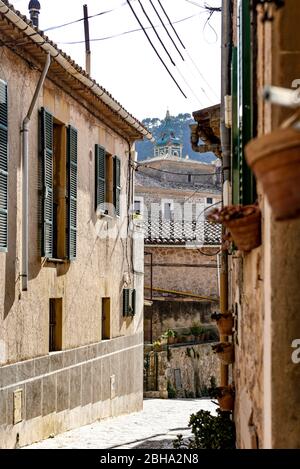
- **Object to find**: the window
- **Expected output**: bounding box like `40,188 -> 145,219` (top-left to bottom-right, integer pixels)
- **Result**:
162,200 -> 174,220
40,108 -> 78,260
0,80 -> 8,252
231,0 -> 256,205
49,298 -> 62,352
102,298 -> 111,340
95,146 -> 119,216
113,156 -> 121,217
134,200 -> 141,214
123,289 -> 136,317
206,197 -> 213,204
188,174 -> 192,183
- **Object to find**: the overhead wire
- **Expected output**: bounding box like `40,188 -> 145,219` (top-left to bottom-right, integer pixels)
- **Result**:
58,11 -> 207,45
137,0 -> 204,106
155,0 -> 217,103
137,0 -> 175,66
148,0 -> 185,61
126,0 -> 187,99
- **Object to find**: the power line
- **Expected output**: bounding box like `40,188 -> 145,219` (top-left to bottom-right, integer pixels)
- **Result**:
58,11 -> 206,45
44,1 -> 129,32
157,0 -> 186,49
155,0 -> 216,103
148,0 -> 185,61
137,0 -> 204,106
137,0 -> 175,66
135,162 -> 218,177
126,0 -> 187,99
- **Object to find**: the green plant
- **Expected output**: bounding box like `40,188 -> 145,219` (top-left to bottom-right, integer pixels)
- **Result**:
153,340 -> 161,351
161,328 -> 177,340
167,381 -> 176,399
173,409 -> 236,449
190,322 -> 204,338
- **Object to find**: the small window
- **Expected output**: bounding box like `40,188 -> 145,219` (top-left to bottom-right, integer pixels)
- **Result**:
49,299 -> 62,352
134,200 -> 141,215
123,289 -> 136,317
188,174 -> 192,183
162,201 -> 173,220
102,298 -> 111,340
206,197 -> 213,204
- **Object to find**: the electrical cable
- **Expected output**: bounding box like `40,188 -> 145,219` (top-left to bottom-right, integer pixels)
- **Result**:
135,161 -> 217,177
56,12 -> 207,45
157,0 -> 186,49
137,0 -> 175,66
43,1 -> 129,32
137,0 -> 204,106
148,0 -> 185,61
126,0 -> 187,99
156,0 -> 217,103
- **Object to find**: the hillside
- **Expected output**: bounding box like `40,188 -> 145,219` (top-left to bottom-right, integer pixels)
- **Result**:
136,113 -> 215,163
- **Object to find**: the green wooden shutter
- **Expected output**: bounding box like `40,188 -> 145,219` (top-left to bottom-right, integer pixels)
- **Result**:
40,108 -> 53,258
123,288 -> 130,317
0,80 -> 8,252
67,126 -> 78,260
232,0 -> 256,205
95,144 -> 106,211
113,156 -> 121,217
123,289 -> 136,317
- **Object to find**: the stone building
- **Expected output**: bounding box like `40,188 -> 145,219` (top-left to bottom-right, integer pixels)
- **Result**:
214,0 -> 300,449
135,112 -> 221,397
0,1 -> 151,448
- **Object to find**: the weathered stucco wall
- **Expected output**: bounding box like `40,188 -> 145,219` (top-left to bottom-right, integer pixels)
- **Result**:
0,46 -> 144,447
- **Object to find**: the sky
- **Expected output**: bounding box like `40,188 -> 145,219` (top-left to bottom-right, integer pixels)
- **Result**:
12,0 -> 221,121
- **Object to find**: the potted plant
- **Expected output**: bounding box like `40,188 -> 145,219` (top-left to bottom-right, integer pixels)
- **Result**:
245,126 -> 300,221
209,385 -> 235,412
212,342 -> 234,365
211,312 -> 234,336
190,322 -> 204,343
161,328 -> 177,345
207,204 -> 261,252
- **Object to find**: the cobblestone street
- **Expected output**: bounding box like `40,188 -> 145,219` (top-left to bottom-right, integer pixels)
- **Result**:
25,399 -> 215,449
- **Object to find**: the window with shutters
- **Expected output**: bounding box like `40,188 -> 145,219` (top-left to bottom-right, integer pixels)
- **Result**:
0,80 -> 8,252
231,0 -> 257,205
95,145 -> 114,216
40,108 -> 77,261
123,288 -> 136,317
113,156 -> 121,217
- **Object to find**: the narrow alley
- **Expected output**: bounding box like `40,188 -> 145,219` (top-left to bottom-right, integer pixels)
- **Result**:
25,399 -> 215,449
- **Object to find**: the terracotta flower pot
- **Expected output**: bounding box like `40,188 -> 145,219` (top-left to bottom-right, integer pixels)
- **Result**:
224,206 -> 261,252
212,343 -> 234,365
218,390 -> 235,411
245,127 -> 300,221
215,313 -> 234,336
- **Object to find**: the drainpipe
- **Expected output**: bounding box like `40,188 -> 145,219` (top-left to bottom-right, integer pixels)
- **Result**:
220,0 -> 233,387
21,52 -> 51,291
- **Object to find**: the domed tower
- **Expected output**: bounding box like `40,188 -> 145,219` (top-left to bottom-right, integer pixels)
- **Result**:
154,110 -> 183,159
28,0 -> 41,28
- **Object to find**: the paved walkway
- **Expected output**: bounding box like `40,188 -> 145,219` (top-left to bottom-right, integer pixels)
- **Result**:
25,399 -> 216,449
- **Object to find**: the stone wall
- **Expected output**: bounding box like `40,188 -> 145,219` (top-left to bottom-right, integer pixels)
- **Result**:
144,299 -> 216,343
145,343 -> 220,399
231,0 -> 300,449
144,246 -> 219,299
0,333 -> 143,449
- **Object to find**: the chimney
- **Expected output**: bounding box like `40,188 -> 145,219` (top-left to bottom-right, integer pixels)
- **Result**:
28,0 -> 41,28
